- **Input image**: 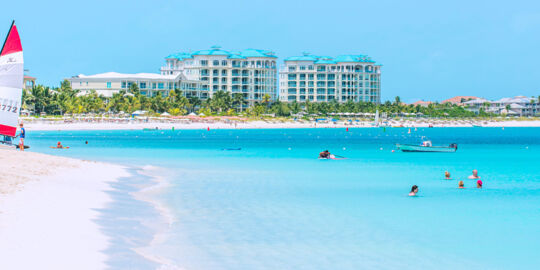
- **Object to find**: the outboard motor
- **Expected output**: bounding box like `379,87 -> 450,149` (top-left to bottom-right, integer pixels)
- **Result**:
449,143 -> 458,150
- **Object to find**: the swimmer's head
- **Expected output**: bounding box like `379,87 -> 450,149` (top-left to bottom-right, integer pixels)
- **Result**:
472,169 -> 478,176
411,185 -> 418,193
459,181 -> 464,187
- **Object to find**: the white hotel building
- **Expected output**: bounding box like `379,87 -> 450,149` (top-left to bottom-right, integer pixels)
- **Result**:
162,46 -> 277,104
279,53 -> 381,103
68,46 -> 277,105
68,48 -> 382,104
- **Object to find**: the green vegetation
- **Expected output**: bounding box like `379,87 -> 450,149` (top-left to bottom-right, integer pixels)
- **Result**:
23,80 -> 489,118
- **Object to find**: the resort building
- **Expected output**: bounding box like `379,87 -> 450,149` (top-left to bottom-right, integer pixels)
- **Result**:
441,96 -> 479,106
463,96 -> 539,116
23,75 -> 36,90
278,53 -> 381,103
68,46 -> 277,104
411,100 -> 433,107
162,46 -> 278,105
68,72 -> 200,98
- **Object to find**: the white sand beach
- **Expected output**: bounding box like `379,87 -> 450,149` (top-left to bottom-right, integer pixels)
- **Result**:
0,149 -> 128,269
21,117 -> 540,131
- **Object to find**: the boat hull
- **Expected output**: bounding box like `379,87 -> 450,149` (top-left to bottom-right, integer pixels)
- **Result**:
396,144 -> 456,153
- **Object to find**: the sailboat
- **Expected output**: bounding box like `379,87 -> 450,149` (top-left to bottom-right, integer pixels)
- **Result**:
373,109 -> 379,127
0,21 -> 25,148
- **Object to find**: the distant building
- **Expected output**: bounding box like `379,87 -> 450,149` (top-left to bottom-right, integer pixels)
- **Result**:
162,46 -> 278,105
442,96 -> 478,106
411,100 -> 433,107
69,46 -> 277,105
463,96 -> 539,116
279,53 -> 381,103
23,75 -> 36,90
68,72 -> 199,98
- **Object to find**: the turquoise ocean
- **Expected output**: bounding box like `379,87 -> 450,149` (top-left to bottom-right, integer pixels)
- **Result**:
27,127 -> 540,269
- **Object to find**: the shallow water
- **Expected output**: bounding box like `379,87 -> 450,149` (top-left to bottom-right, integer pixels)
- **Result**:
28,127 -> 540,269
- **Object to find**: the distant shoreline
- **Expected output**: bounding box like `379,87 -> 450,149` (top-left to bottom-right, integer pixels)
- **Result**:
21,118 -> 540,130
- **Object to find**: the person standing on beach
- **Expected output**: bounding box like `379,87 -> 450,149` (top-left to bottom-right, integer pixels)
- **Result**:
16,123 -> 25,151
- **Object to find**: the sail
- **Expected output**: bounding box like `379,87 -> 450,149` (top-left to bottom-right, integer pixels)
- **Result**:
0,21 -> 23,137
374,109 -> 379,126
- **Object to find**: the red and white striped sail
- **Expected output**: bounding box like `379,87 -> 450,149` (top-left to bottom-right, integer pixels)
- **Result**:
0,21 -> 23,137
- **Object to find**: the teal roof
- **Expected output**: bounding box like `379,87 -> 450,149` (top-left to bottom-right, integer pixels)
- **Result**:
165,52 -> 193,60
284,55 -> 319,61
166,47 -> 276,60
334,54 -> 374,63
285,53 -> 376,64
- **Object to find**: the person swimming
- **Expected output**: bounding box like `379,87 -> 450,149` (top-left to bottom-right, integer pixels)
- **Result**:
458,180 -> 465,189
319,150 -> 331,159
409,185 -> 419,196
468,169 -> 480,179
477,180 -> 483,188
51,141 -> 69,149
445,171 -> 451,179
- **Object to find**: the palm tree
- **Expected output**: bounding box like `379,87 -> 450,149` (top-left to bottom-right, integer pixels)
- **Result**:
188,96 -> 201,113
210,90 -> 232,113
232,93 -> 246,113
262,94 -> 271,108
394,96 -> 401,105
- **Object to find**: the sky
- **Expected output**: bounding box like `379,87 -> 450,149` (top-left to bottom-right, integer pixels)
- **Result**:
2,0 -> 540,103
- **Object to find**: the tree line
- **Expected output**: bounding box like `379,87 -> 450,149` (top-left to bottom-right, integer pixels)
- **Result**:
22,80 -> 504,118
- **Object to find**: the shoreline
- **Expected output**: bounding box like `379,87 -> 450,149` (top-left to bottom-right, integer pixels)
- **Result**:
0,149 -> 128,269
130,166 -> 180,269
21,119 -> 540,131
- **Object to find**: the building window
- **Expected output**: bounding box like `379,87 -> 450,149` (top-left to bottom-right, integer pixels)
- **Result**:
300,66 -> 306,70
288,66 -> 296,72
222,60 -> 227,66
213,60 -> 219,66
308,74 -> 314,80
201,60 -> 208,66
317,66 -> 326,72
288,74 -> 297,80
222,70 -> 227,76
308,65 -> 314,70
106,82 -> 111,88
152,83 -> 157,89
140,82 -> 147,89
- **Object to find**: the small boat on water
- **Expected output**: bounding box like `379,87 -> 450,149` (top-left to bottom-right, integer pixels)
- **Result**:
396,141 -> 457,153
